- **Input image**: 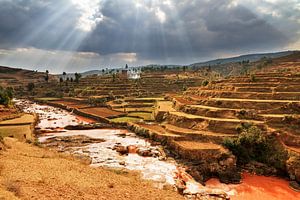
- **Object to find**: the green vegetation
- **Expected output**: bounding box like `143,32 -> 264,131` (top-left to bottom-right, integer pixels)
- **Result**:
127,112 -> 154,121
202,80 -> 209,86
110,117 -> 142,123
88,96 -> 109,106
250,74 -> 257,82
74,72 -> 82,83
45,70 -> 49,82
224,124 -> 288,171
0,87 -> 14,106
34,97 -> 61,101
27,82 -> 35,92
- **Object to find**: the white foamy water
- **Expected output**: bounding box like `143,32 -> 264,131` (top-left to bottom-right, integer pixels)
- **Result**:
39,129 -> 178,186
18,100 -> 230,196
16,100 -> 88,130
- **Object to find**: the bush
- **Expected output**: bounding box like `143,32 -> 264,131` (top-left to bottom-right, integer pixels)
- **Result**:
88,97 -> 108,106
202,80 -> 209,86
0,87 -> 13,106
250,74 -> 257,82
27,83 -> 35,92
224,125 -> 288,171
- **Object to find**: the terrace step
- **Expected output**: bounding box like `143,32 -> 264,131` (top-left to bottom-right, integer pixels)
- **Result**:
134,123 -> 182,141
163,124 -> 236,144
190,97 -> 300,110
169,111 -> 263,123
168,140 -> 228,161
166,111 -> 265,134
235,87 -> 273,93
181,104 -> 258,120
171,140 -> 225,151
211,98 -> 300,103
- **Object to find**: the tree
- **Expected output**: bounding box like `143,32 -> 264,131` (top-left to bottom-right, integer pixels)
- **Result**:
62,72 -> 66,81
5,87 -> 13,99
45,70 -> 49,82
59,77 -> 64,83
27,83 -> 35,92
70,77 -> 74,82
223,124 -> 288,170
125,64 -> 128,69
0,87 -> 13,106
75,73 -> 82,83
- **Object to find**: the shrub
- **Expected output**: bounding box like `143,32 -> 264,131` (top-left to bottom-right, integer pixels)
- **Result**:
27,82 -> 35,92
224,125 -> 288,171
237,109 -> 247,118
33,139 -> 42,147
0,87 -> 13,106
202,80 -> 209,86
250,74 -> 257,82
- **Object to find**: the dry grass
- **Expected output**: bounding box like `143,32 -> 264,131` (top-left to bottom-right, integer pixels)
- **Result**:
127,112 -> 154,121
0,125 -> 32,141
0,114 -> 34,125
0,138 -> 183,200
110,117 -> 142,123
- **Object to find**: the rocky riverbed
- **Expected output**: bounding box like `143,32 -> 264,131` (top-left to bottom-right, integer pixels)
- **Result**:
16,100 -> 230,199
17,100 -> 300,200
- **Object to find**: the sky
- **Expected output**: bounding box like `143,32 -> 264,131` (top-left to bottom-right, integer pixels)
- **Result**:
0,0 -> 299,73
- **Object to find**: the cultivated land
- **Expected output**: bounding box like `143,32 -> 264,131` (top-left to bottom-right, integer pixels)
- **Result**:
0,51 -> 300,198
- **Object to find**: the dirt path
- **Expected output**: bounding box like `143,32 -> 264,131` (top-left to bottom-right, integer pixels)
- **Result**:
0,138 -> 183,200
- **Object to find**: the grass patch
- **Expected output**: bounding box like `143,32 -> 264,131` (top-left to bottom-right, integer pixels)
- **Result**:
110,117 -> 142,123
127,112 -> 154,121
131,97 -> 164,101
34,97 -> 61,101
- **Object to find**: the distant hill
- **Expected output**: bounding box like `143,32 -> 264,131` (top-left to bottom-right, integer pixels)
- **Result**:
189,51 -> 295,68
0,66 -> 54,88
73,51 -> 297,76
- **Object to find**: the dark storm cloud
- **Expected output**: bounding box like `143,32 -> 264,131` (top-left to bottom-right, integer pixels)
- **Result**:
0,0 -> 80,50
78,0 -> 291,62
0,0 -> 298,66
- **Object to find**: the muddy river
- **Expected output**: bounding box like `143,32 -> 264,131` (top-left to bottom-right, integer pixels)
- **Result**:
18,100 -> 299,199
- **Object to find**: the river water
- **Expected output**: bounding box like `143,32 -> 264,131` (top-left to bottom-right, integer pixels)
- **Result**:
18,100 -> 299,199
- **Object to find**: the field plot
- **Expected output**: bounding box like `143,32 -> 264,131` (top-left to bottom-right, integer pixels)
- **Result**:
0,114 -> 35,141
79,107 -> 125,118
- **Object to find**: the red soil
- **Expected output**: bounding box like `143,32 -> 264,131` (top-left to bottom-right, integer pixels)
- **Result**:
206,173 -> 300,200
79,107 -> 124,118
75,115 -> 96,124
53,101 -> 89,109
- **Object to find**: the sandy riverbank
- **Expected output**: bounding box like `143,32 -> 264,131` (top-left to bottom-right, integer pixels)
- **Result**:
0,138 -> 183,200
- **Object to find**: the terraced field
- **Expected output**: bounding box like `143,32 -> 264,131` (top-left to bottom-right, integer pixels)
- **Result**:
0,114 -> 35,141
125,57 -> 300,184
72,73 -> 203,98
